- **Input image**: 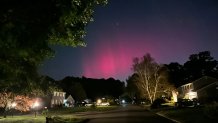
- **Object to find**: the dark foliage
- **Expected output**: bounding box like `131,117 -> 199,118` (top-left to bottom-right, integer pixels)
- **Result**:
58,76 -> 125,101
150,98 -> 166,109
0,0 -> 107,93
165,51 -> 218,87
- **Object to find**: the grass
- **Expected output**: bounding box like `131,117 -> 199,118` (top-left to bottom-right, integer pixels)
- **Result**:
158,107 -> 217,123
0,113 -> 85,123
0,116 -> 45,123
48,106 -> 119,115
0,116 -> 86,123
0,106 -> 118,123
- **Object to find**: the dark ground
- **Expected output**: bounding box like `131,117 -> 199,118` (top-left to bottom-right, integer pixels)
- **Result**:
75,105 -> 175,123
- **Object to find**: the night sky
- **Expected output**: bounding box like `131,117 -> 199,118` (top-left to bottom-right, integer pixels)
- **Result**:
39,0 -> 218,81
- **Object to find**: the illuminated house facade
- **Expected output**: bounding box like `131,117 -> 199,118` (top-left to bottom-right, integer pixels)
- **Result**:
51,91 -> 66,107
64,95 -> 75,107
177,76 -> 218,103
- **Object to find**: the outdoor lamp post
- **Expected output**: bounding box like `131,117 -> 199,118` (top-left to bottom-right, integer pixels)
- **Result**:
11,102 -> 16,118
33,101 -> 40,118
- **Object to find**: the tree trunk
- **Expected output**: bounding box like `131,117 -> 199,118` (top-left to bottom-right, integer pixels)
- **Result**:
3,106 -> 7,118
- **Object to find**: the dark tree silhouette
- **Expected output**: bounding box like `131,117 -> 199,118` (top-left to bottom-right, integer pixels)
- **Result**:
165,62 -> 185,87
166,51 -> 218,87
126,74 -> 139,100
184,51 -> 218,81
0,0 -> 107,93
58,76 -> 125,101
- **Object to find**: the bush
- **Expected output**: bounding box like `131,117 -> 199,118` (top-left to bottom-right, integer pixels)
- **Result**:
204,102 -> 218,120
91,104 -> 96,109
150,98 -> 166,109
42,108 -> 49,117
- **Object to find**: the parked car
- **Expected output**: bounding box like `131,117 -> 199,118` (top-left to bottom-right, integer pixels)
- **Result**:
100,102 -> 110,106
176,98 -> 200,107
96,102 -> 110,106
85,103 -> 93,107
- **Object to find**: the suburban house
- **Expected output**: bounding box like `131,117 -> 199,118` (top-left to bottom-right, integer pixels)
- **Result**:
64,95 -> 75,107
177,76 -> 218,103
51,91 -> 66,107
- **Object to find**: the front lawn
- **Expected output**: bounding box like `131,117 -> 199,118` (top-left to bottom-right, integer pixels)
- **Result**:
158,107 -> 217,123
47,106 -> 119,115
0,116 -> 46,123
0,106 -> 119,123
0,115 -> 86,123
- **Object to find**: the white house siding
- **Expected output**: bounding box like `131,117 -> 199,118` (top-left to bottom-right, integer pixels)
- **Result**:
177,76 -> 218,103
51,91 -> 66,108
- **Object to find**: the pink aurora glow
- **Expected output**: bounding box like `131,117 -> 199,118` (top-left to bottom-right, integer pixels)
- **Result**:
83,34 -> 158,80
39,0 -> 218,81
82,27 -> 197,80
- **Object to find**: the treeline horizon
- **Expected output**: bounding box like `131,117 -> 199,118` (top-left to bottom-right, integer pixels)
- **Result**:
42,50 -> 218,101
44,76 -> 125,101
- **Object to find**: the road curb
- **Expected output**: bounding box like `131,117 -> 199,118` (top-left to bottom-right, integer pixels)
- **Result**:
156,112 -> 181,123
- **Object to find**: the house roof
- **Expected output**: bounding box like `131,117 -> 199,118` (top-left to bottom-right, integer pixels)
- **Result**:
192,76 -> 217,84
178,76 -> 218,91
66,95 -> 74,101
192,76 -> 218,91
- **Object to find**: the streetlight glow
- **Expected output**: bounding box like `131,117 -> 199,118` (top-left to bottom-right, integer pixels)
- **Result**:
33,101 -> 40,118
33,101 -> 39,108
11,102 -> 17,108
11,102 -> 17,118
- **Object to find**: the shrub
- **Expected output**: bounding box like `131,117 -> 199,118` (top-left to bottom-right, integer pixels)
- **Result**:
150,98 -> 166,109
91,104 -> 96,109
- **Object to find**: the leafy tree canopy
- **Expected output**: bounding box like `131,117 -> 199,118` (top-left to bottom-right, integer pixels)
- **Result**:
166,51 -> 218,87
131,53 -> 174,104
0,0 -> 107,93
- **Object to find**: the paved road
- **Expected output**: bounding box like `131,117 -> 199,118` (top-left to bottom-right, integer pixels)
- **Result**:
75,105 -> 175,123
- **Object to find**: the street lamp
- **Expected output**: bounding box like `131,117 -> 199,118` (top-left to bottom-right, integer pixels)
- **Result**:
33,101 -> 40,118
11,102 -> 16,118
